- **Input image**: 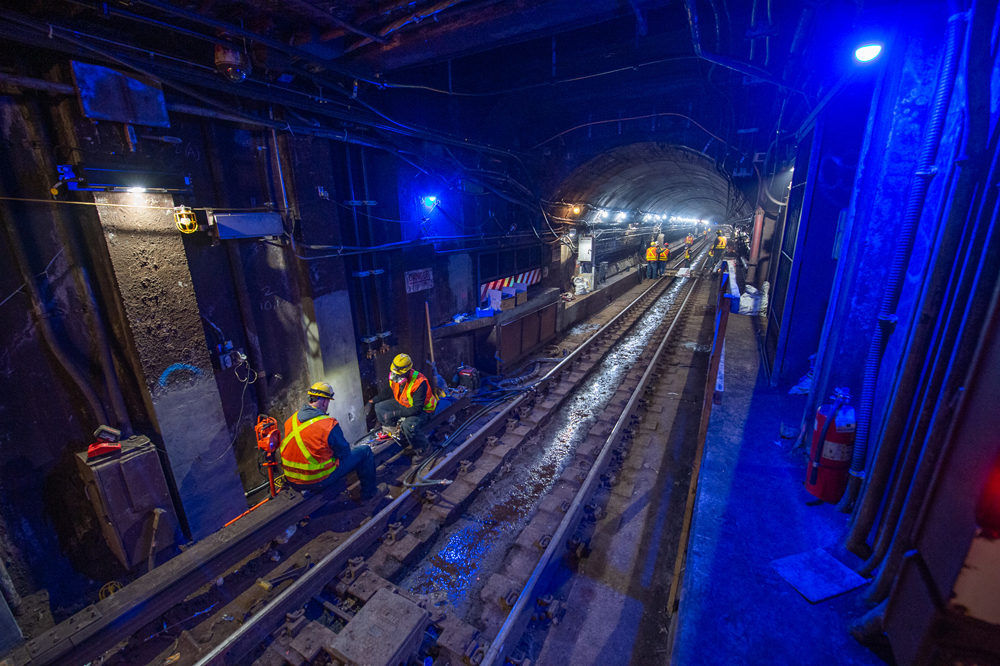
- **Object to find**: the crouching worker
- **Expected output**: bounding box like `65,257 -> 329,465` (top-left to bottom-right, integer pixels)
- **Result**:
281,382 -> 379,501
368,354 -> 438,453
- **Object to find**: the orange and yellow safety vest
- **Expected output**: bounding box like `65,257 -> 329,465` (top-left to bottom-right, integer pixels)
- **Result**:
646,246 -> 658,261
280,412 -> 339,484
391,370 -> 438,414
659,247 -> 670,261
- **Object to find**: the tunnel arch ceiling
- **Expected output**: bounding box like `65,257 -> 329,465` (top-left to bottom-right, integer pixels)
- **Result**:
551,143 -> 751,226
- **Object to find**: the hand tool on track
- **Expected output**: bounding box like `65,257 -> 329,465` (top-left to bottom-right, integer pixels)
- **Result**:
256,555 -> 313,592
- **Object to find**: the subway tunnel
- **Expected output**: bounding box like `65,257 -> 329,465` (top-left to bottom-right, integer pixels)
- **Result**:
0,1 -> 997,666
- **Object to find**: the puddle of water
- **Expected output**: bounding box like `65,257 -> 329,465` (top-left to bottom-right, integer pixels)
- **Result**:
400,279 -> 690,618
567,322 -> 601,336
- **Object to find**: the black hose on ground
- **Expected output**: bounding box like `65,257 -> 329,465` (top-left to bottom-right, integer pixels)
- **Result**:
404,392 -> 526,488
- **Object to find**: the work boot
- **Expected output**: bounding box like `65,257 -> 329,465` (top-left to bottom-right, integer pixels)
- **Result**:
359,482 -> 389,503
355,483 -> 391,516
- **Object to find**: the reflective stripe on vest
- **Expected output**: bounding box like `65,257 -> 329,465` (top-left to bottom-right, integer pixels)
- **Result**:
646,247 -> 658,261
391,370 -> 438,413
659,249 -> 669,260
280,413 -> 339,483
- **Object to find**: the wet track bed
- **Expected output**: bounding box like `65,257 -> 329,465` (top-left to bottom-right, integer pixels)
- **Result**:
81,244 -> 716,666
400,279 -> 691,619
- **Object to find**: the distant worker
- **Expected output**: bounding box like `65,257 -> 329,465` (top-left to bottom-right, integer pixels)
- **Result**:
658,243 -> 670,276
281,382 -> 380,501
645,241 -> 659,279
685,233 -> 694,248
368,354 -> 438,454
711,230 -> 728,273
703,229 -> 708,238
684,246 -> 692,267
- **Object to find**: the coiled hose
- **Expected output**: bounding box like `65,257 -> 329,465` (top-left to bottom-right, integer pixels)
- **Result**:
837,6 -> 967,513
404,390 -> 530,488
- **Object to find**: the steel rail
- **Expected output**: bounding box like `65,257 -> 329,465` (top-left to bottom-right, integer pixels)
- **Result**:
193,258 -> 689,666
482,264 -> 704,666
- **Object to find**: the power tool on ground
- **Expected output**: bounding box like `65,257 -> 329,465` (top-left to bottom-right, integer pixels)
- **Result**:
255,415 -> 281,497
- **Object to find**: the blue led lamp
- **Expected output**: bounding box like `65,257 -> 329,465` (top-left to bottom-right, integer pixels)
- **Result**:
854,42 -> 883,63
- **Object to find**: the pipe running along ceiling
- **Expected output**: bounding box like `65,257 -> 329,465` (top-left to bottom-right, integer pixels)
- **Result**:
553,143 -> 750,228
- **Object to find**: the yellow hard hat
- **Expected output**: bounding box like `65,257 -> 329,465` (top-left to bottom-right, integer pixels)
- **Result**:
390,353 -> 413,376
307,381 -> 334,400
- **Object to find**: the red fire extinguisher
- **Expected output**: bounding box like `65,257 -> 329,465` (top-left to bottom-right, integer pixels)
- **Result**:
805,388 -> 855,503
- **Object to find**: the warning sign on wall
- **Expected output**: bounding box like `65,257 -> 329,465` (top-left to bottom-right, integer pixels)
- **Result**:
405,268 -> 434,294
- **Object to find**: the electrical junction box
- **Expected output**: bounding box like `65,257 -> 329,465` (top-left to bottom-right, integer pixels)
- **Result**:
578,235 -> 594,262
75,436 -> 180,570
212,212 -> 284,239
326,588 -> 429,666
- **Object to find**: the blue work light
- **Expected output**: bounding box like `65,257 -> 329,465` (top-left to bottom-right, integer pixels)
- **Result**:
854,43 -> 883,63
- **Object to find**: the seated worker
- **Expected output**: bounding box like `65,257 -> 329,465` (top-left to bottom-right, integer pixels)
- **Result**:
281,382 -> 380,501
369,354 -> 438,453
658,243 -> 670,275
645,241 -> 659,279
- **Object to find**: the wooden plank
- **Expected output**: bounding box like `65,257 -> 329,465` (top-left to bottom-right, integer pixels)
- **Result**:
539,303 -> 557,343
521,310 -> 540,353
499,317 -> 522,365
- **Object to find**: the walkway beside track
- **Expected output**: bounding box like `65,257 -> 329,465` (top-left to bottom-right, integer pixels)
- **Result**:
668,311 -> 890,666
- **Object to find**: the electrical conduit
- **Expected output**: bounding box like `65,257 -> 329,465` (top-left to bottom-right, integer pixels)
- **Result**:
836,7 -> 966,514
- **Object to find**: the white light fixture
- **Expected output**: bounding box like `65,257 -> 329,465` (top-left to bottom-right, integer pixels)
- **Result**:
128,186 -> 146,193
854,43 -> 883,63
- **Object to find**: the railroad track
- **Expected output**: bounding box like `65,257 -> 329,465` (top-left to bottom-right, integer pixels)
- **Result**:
116,242 -> 715,666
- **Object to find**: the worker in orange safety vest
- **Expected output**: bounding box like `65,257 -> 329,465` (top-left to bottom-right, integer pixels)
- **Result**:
367,354 -> 438,454
711,230 -> 728,272
645,241 -> 659,279
281,381 -> 380,501
658,243 -> 670,276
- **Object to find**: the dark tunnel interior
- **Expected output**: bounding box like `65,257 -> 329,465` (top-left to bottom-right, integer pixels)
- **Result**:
0,1 -> 998,665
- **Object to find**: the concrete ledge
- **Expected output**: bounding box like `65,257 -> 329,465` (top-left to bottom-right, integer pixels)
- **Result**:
432,288 -> 561,339
558,268 -> 646,332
